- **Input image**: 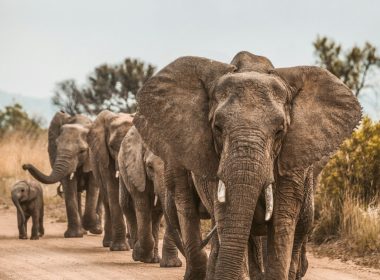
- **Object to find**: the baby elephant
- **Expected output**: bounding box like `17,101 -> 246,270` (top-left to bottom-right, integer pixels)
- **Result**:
11,180 -> 44,240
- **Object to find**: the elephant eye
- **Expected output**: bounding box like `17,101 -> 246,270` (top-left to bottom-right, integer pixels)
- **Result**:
275,125 -> 285,138
21,189 -> 24,192
214,123 -> 223,135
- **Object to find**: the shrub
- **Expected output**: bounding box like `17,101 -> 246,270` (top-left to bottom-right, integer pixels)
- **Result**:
313,116 -> 380,255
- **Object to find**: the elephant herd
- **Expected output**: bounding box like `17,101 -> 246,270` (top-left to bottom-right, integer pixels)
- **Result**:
22,51 -> 362,280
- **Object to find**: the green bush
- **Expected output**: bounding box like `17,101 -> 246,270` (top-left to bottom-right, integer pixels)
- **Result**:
314,116 -> 380,247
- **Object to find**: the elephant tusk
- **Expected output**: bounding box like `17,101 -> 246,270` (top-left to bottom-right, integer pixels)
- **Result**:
70,173 -> 75,180
265,184 -> 273,221
154,195 -> 158,207
200,225 -> 217,249
217,180 -> 226,203
115,171 -> 119,178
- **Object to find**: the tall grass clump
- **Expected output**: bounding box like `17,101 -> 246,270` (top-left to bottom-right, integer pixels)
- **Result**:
313,116 -> 380,258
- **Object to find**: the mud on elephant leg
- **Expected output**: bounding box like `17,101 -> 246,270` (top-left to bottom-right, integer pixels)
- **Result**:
160,224 -> 182,267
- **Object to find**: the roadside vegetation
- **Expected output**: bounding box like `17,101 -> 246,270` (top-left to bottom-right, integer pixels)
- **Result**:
0,104 -> 66,222
313,117 -> 380,268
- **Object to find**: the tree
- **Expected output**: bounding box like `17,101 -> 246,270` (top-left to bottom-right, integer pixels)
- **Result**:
0,103 -> 42,136
52,58 -> 155,115
313,36 -> 380,97
52,79 -> 89,115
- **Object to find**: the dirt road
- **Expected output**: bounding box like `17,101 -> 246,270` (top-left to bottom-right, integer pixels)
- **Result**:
0,208 -> 379,280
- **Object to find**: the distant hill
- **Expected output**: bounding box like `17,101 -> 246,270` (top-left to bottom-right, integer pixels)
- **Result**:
0,90 -> 57,127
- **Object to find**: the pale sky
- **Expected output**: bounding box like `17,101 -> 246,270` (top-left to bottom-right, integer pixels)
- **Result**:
0,0 -> 379,116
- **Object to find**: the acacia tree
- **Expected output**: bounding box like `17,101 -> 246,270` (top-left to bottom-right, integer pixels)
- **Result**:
314,36 -> 380,97
52,58 -> 155,115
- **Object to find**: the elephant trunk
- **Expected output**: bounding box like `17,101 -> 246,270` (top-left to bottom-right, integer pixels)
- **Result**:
23,156 -> 73,184
12,193 -> 25,225
215,134 -> 269,280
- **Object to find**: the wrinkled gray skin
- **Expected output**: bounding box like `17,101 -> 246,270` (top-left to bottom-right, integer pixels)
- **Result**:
23,112 -> 102,238
134,52 -> 362,279
118,126 -> 182,267
11,180 -> 44,240
87,110 -> 133,251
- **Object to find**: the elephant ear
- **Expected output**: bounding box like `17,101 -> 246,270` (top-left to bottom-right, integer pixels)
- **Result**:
48,111 -> 71,167
119,126 -> 146,192
276,66 -> 362,175
134,56 -> 236,178
88,110 -> 115,168
230,51 -> 274,73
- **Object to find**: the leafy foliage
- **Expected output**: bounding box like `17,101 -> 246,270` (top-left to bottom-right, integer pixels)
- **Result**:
0,103 -> 42,136
314,36 -> 380,97
314,117 -> 380,242
52,58 -> 155,115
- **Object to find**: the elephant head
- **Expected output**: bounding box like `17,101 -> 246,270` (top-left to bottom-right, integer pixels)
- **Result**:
118,125 -> 164,198
11,181 -> 39,224
87,110 -> 133,173
134,52 -> 362,279
23,112 -> 92,184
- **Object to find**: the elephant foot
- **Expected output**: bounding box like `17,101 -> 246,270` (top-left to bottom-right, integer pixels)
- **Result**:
89,227 -> 103,235
39,228 -> 44,237
83,219 -> 103,235
19,235 -> 27,240
30,235 -> 39,240
160,255 -> 182,267
103,240 -> 111,247
110,240 -> 130,251
127,238 -> 136,249
132,241 -> 155,263
64,228 -> 84,238
184,267 -> 207,280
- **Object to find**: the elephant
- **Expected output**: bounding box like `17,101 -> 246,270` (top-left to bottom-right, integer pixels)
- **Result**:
133,51 -> 362,279
87,110 -> 134,250
23,111 -> 102,238
11,180 -> 44,240
118,125 -> 183,266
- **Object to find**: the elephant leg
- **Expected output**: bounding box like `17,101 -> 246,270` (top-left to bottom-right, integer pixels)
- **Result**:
17,210 -> 27,239
206,220 -> 218,280
132,192 -> 156,263
77,192 -> 83,223
30,210 -> 40,240
290,168 -> 314,280
102,188 -> 112,247
106,175 -> 128,251
151,205 -> 163,263
248,235 -> 265,280
83,174 -> 102,234
62,177 -> 83,238
166,165 -> 207,280
296,242 -> 308,280
120,178 -> 137,249
160,224 -> 183,267
39,208 -> 44,237
266,173 -> 304,280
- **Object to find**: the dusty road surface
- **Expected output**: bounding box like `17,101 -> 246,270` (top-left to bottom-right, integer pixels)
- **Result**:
1,208 -> 379,280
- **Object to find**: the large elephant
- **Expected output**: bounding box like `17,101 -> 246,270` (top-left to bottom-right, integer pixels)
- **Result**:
87,110 -> 133,250
23,112 -> 102,238
133,52 -> 361,279
118,126 -> 183,266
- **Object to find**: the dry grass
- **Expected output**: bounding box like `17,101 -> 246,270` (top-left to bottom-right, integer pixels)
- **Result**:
313,191 -> 380,268
0,131 -> 66,222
